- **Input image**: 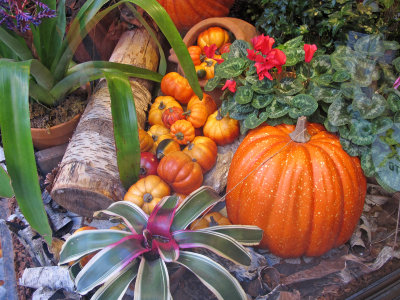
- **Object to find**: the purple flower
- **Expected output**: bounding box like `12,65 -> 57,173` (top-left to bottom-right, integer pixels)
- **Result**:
0,0 -> 56,33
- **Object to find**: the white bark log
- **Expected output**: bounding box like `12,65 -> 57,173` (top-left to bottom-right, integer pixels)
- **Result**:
51,28 -> 159,217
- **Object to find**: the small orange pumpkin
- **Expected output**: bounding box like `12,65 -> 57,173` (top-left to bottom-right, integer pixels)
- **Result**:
139,129 -> 154,152
188,93 -> 217,116
203,110 -> 240,145
156,138 -> 181,160
195,58 -> 216,80
197,26 -> 230,50
162,107 -> 186,128
161,72 -> 195,105
148,124 -> 170,153
170,120 -> 195,145
183,136 -> 217,173
188,45 -> 204,66
157,151 -> 203,194
124,175 -> 171,215
190,212 -> 232,230
226,117 -> 367,258
149,96 -> 182,126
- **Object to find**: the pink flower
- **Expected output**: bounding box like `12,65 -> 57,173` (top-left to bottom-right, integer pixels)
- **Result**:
394,77 -> 400,90
222,79 -> 237,93
251,34 -> 275,55
304,44 -> 317,63
204,44 -> 218,58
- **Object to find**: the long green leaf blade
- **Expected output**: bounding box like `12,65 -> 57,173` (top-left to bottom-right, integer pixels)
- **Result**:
94,201 -> 148,235
134,258 -> 170,300
91,259 -> 139,300
0,60 -> 52,244
125,3 -> 167,75
76,236 -> 147,294
122,0 -> 202,98
59,229 -> 131,265
172,186 -> 222,231
176,251 -> 247,300
199,225 -> 263,246
104,71 -> 140,189
0,165 -> 14,198
0,27 -> 33,60
173,230 -> 251,265
51,62 -> 163,101
33,0 -> 65,68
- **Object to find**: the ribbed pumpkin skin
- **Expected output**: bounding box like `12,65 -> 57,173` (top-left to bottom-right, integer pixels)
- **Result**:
156,0 -> 235,31
226,123 -> 366,258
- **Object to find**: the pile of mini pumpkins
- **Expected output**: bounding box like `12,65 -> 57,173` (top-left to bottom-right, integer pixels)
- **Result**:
123,71 -> 238,230
187,26 -> 231,80
121,24 -> 369,259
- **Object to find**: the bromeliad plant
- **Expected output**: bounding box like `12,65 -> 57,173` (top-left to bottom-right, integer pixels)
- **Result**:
0,0 -> 202,244
59,187 -> 263,299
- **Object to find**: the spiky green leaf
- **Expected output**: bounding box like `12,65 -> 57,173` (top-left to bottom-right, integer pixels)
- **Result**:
91,260 -> 139,300
176,251 -> 247,300
172,186 -> 222,231
59,229 -> 131,265
95,201 -> 148,235
135,258 -> 170,300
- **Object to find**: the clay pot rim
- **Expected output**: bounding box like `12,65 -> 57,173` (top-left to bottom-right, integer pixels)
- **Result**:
169,17 -> 258,87
30,113 -> 82,132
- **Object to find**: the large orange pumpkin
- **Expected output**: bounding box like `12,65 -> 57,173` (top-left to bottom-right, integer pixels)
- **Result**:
156,0 -> 235,31
226,117 -> 367,258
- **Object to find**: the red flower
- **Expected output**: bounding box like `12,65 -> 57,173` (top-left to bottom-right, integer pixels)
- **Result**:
266,49 -> 286,73
204,44 -> 218,58
247,49 -> 258,61
304,44 -> 317,63
222,79 -> 237,93
254,62 -> 273,81
251,34 -> 275,55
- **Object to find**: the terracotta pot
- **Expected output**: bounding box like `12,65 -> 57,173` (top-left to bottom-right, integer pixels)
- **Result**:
168,17 -> 257,105
31,114 -> 81,150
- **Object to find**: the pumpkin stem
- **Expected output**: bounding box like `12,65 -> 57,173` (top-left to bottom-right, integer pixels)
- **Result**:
139,167 -> 147,176
216,109 -> 223,121
143,193 -> 153,203
183,110 -> 191,116
158,101 -> 166,110
175,132 -> 185,140
289,116 -> 311,143
188,143 -> 194,150
209,216 -> 218,227
152,135 -> 158,142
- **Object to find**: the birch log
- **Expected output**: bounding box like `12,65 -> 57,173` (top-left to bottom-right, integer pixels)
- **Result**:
51,28 -> 159,217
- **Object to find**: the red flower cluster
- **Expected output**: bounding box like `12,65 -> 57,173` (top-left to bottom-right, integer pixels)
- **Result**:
247,34 -> 286,81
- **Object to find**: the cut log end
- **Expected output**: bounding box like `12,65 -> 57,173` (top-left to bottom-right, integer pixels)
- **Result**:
51,188 -> 116,218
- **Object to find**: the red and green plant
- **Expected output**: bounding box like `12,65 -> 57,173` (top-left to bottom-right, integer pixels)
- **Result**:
60,187 -> 262,299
